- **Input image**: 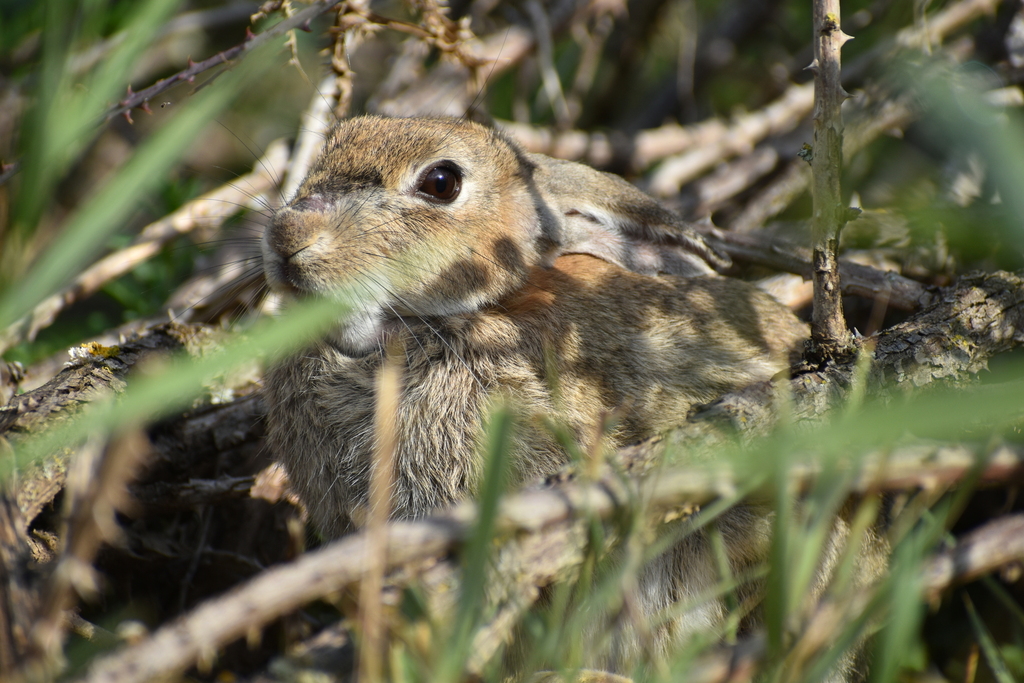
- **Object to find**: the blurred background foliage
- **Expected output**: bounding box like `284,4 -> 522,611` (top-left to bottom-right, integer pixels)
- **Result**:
2,0 -> 1024,682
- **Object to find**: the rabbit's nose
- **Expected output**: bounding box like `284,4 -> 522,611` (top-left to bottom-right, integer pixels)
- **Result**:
266,210 -> 324,261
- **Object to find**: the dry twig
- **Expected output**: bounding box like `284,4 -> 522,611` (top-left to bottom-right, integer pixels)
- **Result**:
358,344 -> 402,683
923,514 -> 1024,600
649,83 -> 815,197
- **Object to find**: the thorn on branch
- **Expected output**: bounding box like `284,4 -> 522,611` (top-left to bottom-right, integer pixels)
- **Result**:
798,143 -> 814,163
842,206 -> 862,225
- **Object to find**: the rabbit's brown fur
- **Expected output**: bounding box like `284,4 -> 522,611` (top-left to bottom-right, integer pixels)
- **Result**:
266,252 -> 803,536
261,116 -> 833,665
263,116 -> 806,535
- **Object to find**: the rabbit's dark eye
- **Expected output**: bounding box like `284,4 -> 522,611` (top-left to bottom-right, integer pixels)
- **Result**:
417,166 -> 461,202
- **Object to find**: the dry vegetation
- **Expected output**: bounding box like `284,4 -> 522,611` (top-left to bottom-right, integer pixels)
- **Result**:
2,0 -> 1024,682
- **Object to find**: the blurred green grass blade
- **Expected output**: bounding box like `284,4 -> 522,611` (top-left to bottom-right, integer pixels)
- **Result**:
765,446 -> 793,657
14,0 -> 183,236
14,0 -> 81,238
869,504 -> 940,683
897,58 -> 1024,250
436,407 -> 513,681
765,382 -> 1024,472
463,407 -> 514,608
0,39 -> 278,332
790,468 -> 854,619
1,293 -> 347,482
709,519 -> 738,627
982,576 -> 1024,627
964,593 -> 1016,683
830,496 -> 881,596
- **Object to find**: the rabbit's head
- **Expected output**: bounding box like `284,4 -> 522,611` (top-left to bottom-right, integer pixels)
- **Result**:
262,116 -> 726,356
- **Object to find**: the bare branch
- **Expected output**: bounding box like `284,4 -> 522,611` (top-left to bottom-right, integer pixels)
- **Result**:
281,76 -> 338,202
923,514 -> 1024,600
896,0 -> 1002,49
649,83 -> 815,197
700,226 -> 931,312
681,146 -> 780,218
76,516 -> 466,683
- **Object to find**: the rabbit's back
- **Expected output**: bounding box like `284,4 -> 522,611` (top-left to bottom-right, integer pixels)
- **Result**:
264,253 -> 806,537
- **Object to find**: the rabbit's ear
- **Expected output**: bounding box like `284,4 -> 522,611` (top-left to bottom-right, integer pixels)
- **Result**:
528,154 -> 729,276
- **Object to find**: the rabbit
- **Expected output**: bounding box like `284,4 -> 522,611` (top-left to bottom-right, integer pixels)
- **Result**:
260,115 -> 821,665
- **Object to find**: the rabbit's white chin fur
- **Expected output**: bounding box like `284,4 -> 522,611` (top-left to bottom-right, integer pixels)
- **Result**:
328,307 -> 396,357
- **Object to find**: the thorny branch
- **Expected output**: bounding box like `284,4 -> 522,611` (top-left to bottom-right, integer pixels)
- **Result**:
807,0 -> 854,358
105,0 -> 347,124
